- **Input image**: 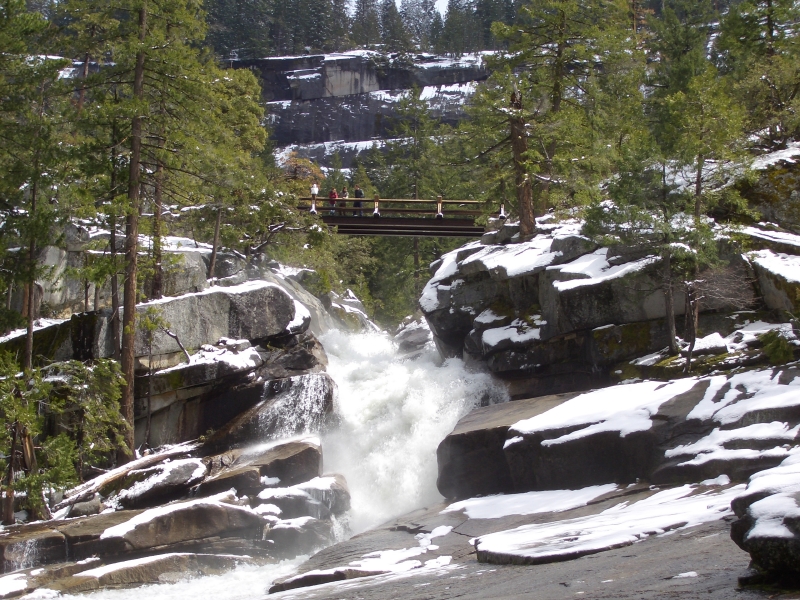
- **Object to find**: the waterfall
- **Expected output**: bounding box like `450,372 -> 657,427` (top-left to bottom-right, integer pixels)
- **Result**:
57,328 -> 507,600
319,328 -> 508,534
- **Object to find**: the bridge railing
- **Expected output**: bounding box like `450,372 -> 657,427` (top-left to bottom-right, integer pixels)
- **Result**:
298,195 -> 506,220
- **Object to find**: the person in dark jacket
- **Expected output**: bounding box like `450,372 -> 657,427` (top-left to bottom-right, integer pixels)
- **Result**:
353,184 -> 364,216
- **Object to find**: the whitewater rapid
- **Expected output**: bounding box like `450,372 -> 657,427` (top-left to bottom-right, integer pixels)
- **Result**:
54,328 -> 506,600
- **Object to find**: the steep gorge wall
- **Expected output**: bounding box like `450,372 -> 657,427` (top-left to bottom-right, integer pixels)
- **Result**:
232,52 -> 489,164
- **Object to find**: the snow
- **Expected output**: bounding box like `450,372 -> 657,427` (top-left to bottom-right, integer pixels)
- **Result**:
474,308 -> 509,328
690,332 -> 728,354
665,422 -> 799,466
442,484 -> 618,520
474,483 -> 744,563
286,300 -> 311,334
746,493 -> 800,540
420,248 -> 462,312
481,320 -> 541,350
741,450 -> 800,498
748,249 -> 800,283
111,459 -> 207,505
743,225 -> 800,249
686,368 -> 800,425
673,571 -> 698,578
79,553 -> 193,578
159,344 -> 262,374
344,526 -> 453,573
100,491 -> 254,540
140,279 -> 286,307
509,378 -> 699,446
62,442 -> 200,504
0,318 -> 67,345
751,141 -> 800,170
460,236 -> 556,278
550,248 -> 659,292
0,573 -> 27,596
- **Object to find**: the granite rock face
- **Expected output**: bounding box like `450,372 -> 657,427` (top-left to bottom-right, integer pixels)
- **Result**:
437,365 -> 800,500
419,217 -> 800,399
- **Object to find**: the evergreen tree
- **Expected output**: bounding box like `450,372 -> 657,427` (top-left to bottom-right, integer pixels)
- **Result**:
205,0 -> 273,59
351,0 -> 381,47
463,0 -> 637,235
400,0 -> 436,50
717,0 -> 800,144
380,0 -> 411,51
326,0 -> 352,51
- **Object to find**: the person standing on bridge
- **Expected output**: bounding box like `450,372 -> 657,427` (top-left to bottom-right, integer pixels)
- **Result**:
328,188 -> 338,215
353,184 -> 364,216
340,186 -> 349,214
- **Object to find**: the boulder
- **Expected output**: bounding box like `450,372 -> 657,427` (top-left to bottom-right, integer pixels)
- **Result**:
394,319 -> 432,354
256,475 -> 350,520
193,466 -> 264,497
45,553 -> 244,594
748,249 -> 800,313
98,493 -> 266,552
207,374 -> 335,449
439,365 -> 800,499
265,517 -> 333,558
133,281 -> 296,358
257,332 -> 328,379
203,438 -> 323,489
111,458 -> 208,510
437,393 -> 578,499
730,452 -> 800,578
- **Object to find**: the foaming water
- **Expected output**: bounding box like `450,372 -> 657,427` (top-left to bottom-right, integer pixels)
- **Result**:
51,328 -> 506,600
319,328 -> 508,533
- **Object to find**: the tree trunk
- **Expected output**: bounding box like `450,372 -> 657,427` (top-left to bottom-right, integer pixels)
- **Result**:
509,91 -> 534,237
24,181 -> 38,372
208,207 -> 222,280
110,126 -> 121,361
684,283 -> 700,373
2,421 -> 18,525
413,236 -> 420,298
694,153 -> 705,218
119,5 -> 147,464
662,247 -> 679,355
151,158 -> 164,299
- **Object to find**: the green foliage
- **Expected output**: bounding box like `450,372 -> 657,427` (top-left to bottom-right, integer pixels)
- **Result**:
0,352 -> 127,513
759,329 -> 795,365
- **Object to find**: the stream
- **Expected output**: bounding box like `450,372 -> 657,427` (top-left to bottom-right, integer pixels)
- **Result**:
53,328 -> 507,600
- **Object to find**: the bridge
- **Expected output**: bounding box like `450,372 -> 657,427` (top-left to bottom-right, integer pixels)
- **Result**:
298,196 -> 505,237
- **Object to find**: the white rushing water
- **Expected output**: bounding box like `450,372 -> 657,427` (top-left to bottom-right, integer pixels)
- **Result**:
50,328 -> 506,600
319,328 -> 507,534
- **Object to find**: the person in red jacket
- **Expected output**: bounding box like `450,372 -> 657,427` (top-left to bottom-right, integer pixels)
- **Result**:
328,188 -> 338,215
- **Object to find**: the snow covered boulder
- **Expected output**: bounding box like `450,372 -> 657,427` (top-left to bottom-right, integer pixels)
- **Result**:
133,281 -> 297,361
730,452 -> 800,578
256,475 -> 350,520
203,438 -> 323,490
110,459 -> 208,510
97,492 -> 266,553
748,249 -> 800,313
45,553 -> 243,594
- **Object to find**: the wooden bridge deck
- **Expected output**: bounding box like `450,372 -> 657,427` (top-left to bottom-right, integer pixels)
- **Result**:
299,196 -> 503,237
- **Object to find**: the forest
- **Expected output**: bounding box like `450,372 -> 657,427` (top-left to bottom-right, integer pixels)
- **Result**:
0,0 -> 798,519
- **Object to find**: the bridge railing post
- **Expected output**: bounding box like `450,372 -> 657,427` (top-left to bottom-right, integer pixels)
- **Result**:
310,194 -> 317,215
436,195 -> 443,220
499,203 -> 506,220
373,195 -> 380,218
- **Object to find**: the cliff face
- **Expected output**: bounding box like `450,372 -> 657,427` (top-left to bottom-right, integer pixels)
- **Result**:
232,51 -> 489,165
420,217 -> 800,400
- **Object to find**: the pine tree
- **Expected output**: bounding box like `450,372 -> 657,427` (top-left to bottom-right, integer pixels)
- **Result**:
717,0 -> 800,144
205,0 -> 273,59
351,0 -> 381,48
380,0 -> 411,51
465,0 -> 637,235
326,0 -> 352,51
